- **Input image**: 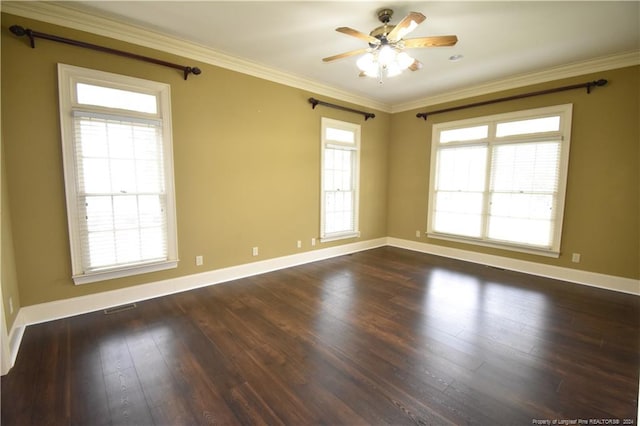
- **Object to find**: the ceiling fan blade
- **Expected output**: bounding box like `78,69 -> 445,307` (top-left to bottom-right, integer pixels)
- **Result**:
336,27 -> 380,45
403,35 -> 458,48
409,59 -> 423,71
387,12 -> 426,41
322,48 -> 370,62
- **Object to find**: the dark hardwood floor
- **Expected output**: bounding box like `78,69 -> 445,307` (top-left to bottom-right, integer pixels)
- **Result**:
2,247 -> 639,425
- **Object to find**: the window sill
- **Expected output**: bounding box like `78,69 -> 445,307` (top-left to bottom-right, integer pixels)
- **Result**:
426,232 -> 560,258
320,231 -> 360,243
73,260 -> 178,285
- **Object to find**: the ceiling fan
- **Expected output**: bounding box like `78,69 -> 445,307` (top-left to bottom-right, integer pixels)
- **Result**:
323,8 -> 458,80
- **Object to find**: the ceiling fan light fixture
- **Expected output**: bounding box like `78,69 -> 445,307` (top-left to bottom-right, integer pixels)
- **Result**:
356,48 -> 415,79
396,51 -> 415,70
325,9 -> 457,82
378,45 -> 396,66
356,52 -> 376,71
385,61 -> 403,78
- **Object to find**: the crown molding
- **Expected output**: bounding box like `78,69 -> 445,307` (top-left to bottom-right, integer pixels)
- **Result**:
3,2 -> 638,115
391,51 -> 640,113
2,1 -> 391,113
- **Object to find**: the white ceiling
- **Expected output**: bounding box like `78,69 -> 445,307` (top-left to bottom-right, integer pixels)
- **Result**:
37,2 -> 640,109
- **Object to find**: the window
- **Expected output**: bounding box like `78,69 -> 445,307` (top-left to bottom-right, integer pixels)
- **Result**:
427,104 -> 573,257
321,118 -> 361,242
58,64 -> 178,284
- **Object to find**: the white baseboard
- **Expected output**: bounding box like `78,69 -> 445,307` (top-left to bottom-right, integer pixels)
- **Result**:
387,237 -> 640,296
4,235 -> 637,375
6,322 -> 25,371
13,238 -> 387,329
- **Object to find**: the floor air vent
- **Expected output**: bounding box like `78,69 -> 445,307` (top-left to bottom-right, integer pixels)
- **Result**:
103,303 -> 137,315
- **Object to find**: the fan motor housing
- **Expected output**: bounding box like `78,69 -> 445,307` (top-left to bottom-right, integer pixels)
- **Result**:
370,8 -> 395,40
370,24 -> 395,40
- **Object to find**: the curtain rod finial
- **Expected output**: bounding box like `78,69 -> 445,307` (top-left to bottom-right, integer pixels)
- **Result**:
9,25 -> 26,36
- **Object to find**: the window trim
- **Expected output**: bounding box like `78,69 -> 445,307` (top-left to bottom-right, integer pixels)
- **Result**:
427,104 -> 573,257
58,64 -> 178,285
320,117 -> 361,242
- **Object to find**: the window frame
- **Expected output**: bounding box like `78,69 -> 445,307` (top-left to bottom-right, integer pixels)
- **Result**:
58,63 -> 178,285
427,104 -> 573,257
320,117 -> 361,242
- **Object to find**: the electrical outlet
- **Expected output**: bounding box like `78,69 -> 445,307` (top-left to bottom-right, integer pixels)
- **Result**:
415,230 -> 421,238
195,255 -> 203,266
297,240 -> 302,248
311,238 -> 316,246
571,253 -> 581,263
9,297 -> 14,315
252,247 -> 259,256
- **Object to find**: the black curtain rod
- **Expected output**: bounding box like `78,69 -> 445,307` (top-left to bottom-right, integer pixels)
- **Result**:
308,98 -> 375,121
9,25 -> 202,81
416,79 -> 608,121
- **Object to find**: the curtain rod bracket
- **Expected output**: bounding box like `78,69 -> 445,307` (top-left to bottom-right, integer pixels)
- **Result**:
308,97 -> 375,121
415,78 -> 608,121
9,25 -> 202,81
587,79 -> 608,94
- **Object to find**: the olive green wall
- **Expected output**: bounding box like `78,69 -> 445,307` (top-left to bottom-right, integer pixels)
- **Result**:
388,66 -> 640,280
1,13 -> 390,306
2,142 -> 21,329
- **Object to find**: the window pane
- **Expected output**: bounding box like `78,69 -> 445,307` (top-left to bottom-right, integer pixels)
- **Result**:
433,191 -> 484,237
140,227 -> 165,260
496,116 -> 560,137
324,148 -> 353,191
106,122 -> 135,158
138,195 -> 164,228
488,193 -> 555,247
490,193 -> 554,221
84,196 -> 113,232
324,190 -> 355,234
490,142 -> 560,193
488,217 -> 553,247
113,195 -> 139,230
115,229 -> 141,264
136,160 -> 164,193
82,158 -> 112,194
436,146 -> 487,191
111,159 -> 137,193
76,83 -> 157,114
440,125 -> 488,143
326,127 -> 354,144
78,120 -> 108,158
87,231 -> 116,269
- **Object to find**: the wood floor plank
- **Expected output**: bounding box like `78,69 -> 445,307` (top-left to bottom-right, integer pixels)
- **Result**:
28,319 -> 70,426
2,247 -> 638,425
68,312 -> 111,426
1,323 -> 46,424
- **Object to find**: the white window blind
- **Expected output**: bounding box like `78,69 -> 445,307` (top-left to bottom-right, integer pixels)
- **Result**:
58,64 -> 178,284
428,104 -> 572,256
74,113 -> 168,270
433,145 -> 487,238
487,141 -> 561,247
321,118 -> 360,241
